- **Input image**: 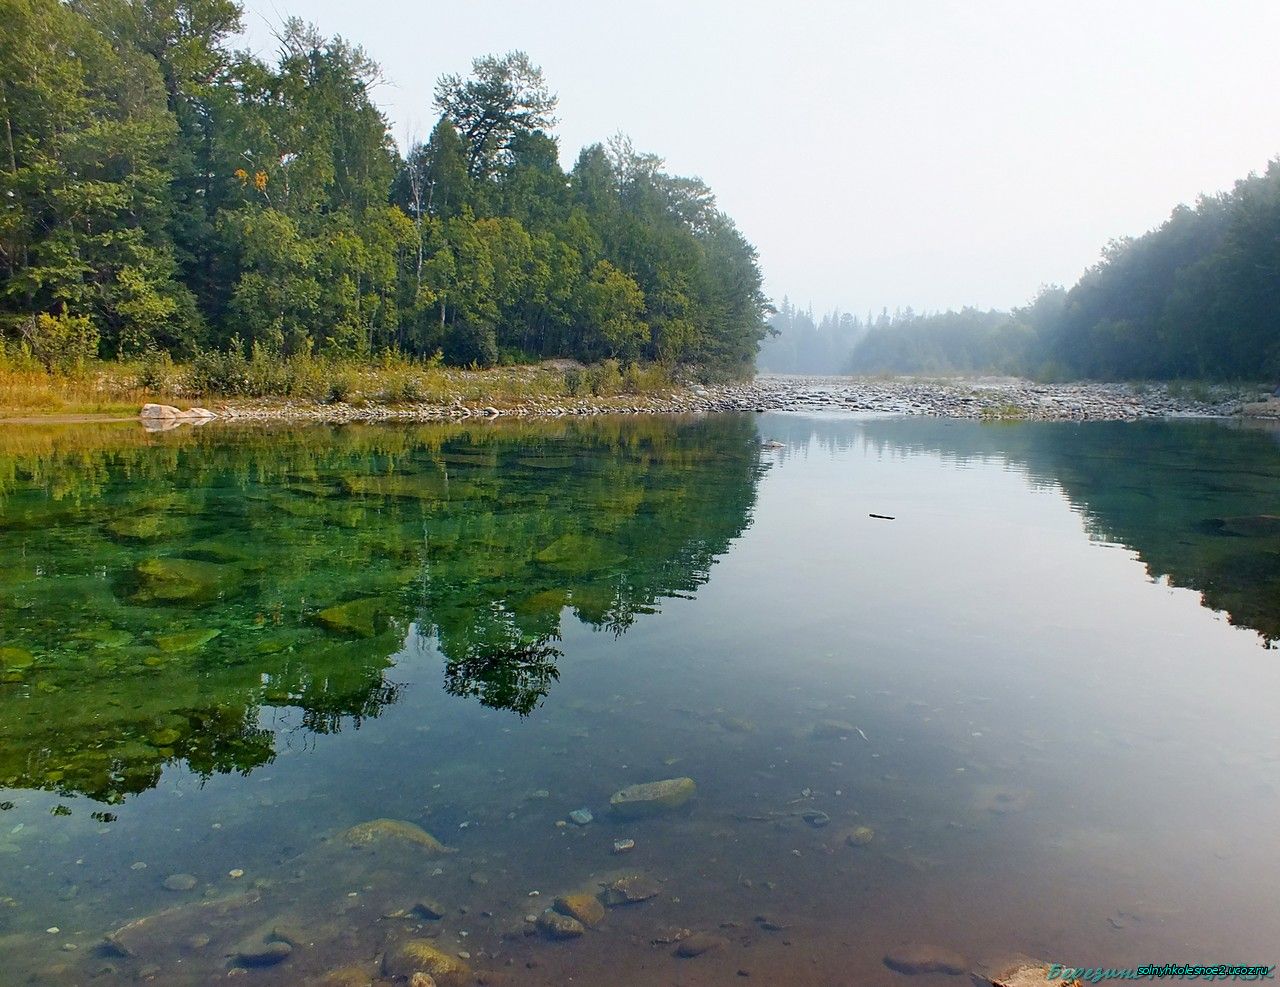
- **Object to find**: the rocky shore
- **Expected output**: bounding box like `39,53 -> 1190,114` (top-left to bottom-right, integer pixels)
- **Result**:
194,375 -> 1253,426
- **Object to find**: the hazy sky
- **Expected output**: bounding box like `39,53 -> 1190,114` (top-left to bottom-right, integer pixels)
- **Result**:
236,0 -> 1280,317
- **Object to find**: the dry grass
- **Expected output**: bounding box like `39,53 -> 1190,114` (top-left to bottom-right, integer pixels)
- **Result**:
0,354 -> 678,419
0,364 -> 178,417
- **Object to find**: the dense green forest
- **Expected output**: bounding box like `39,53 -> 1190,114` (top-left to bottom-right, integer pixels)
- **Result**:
0,0 -> 768,373
769,161 -> 1280,381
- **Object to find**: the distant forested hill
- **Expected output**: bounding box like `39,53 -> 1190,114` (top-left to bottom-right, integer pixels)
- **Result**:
835,160 -> 1280,381
0,1 -> 768,373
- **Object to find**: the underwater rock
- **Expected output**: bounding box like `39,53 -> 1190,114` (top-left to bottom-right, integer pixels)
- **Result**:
1216,515 -> 1280,538
803,810 -> 831,828
612,839 -> 636,855
811,720 -> 857,740
161,874 -> 197,892
72,628 -> 134,649
232,939 -> 292,967
885,945 -> 968,976
533,533 -> 622,574
342,819 -> 454,855
409,976 -> 439,987
537,908 -> 585,939
105,515 -> 184,543
845,825 -> 875,847
676,932 -> 729,957
554,893 -> 605,928
154,628 -> 220,653
600,874 -> 661,907
609,778 -> 696,818
382,939 -> 471,985
568,808 -> 593,826
412,900 -> 447,920
314,597 -> 385,638
319,965 -> 377,987
132,557 -> 237,605
0,647 -> 34,669
974,787 -> 1031,815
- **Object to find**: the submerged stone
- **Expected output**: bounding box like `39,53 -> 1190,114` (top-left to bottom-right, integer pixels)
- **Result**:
609,777 -> 696,818
162,873 -> 197,892
314,597 -> 385,638
318,965 -> 377,987
553,893 -> 604,928
342,819 -> 453,855
568,808 -> 593,826
0,646 -> 34,669
412,900 -> 447,920
233,939 -> 292,967
811,720 -> 857,739
676,932 -> 729,957
846,825 -> 875,847
537,908 -> 585,939
73,628 -> 134,649
1217,514 -> 1280,538
600,874 -> 661,906
382,939 -> 471,985
154,628 -> 220,653
885,945 -> 968,976
132,557 -> 237,605
106,515 -> 185,543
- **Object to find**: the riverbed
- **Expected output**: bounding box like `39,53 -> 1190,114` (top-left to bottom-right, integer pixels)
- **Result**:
0,413 -> 1276,985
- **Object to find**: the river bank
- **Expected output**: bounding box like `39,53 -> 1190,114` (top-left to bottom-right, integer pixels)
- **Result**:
204,374 -> 1251,425
1,368 -> 1264,427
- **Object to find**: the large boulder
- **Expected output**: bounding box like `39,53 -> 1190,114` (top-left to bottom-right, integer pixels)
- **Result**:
609,777 -> 696,818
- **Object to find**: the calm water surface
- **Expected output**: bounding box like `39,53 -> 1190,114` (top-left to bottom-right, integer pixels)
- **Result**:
0,413 -> 1277,985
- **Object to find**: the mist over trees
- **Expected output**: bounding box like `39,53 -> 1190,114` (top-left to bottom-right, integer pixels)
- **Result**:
769,160 -> 1280,381
0,0 -> 769,372
756,299 -> 866,374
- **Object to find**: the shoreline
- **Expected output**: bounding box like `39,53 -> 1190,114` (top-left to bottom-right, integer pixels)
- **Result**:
0,374 -> 1265,427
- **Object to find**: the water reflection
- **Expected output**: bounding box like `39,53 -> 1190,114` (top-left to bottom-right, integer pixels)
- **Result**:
0,417 -> 764,805
771,415 -> 1280,645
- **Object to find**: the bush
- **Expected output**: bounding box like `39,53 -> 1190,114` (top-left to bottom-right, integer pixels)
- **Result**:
138,348 -> 176,392
186,338 -> 251,395
588,358 -> 623,397
21,312 -> 100,373
326,368 -> 358,403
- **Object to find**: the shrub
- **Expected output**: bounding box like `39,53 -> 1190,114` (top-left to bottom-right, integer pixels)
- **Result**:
186,337 -> 251,395
588,358 -> 623,397
21,312 -> 100,373
138,348 -> 176,392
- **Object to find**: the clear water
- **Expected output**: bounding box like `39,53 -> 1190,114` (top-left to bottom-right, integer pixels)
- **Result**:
1,413 -> 1277,985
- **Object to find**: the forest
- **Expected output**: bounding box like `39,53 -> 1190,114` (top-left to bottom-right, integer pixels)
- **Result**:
771,160 -> 1280,381
0,0 -> 769,375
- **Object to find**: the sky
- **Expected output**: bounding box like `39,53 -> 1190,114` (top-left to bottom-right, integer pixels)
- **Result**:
236,0 -> 1280,317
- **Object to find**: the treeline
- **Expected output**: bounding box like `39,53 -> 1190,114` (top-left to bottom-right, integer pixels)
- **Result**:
830,160 -> 1280,380
757,298 -> 866,374
847,289 -> 1064,376
0,0 -> 768,373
